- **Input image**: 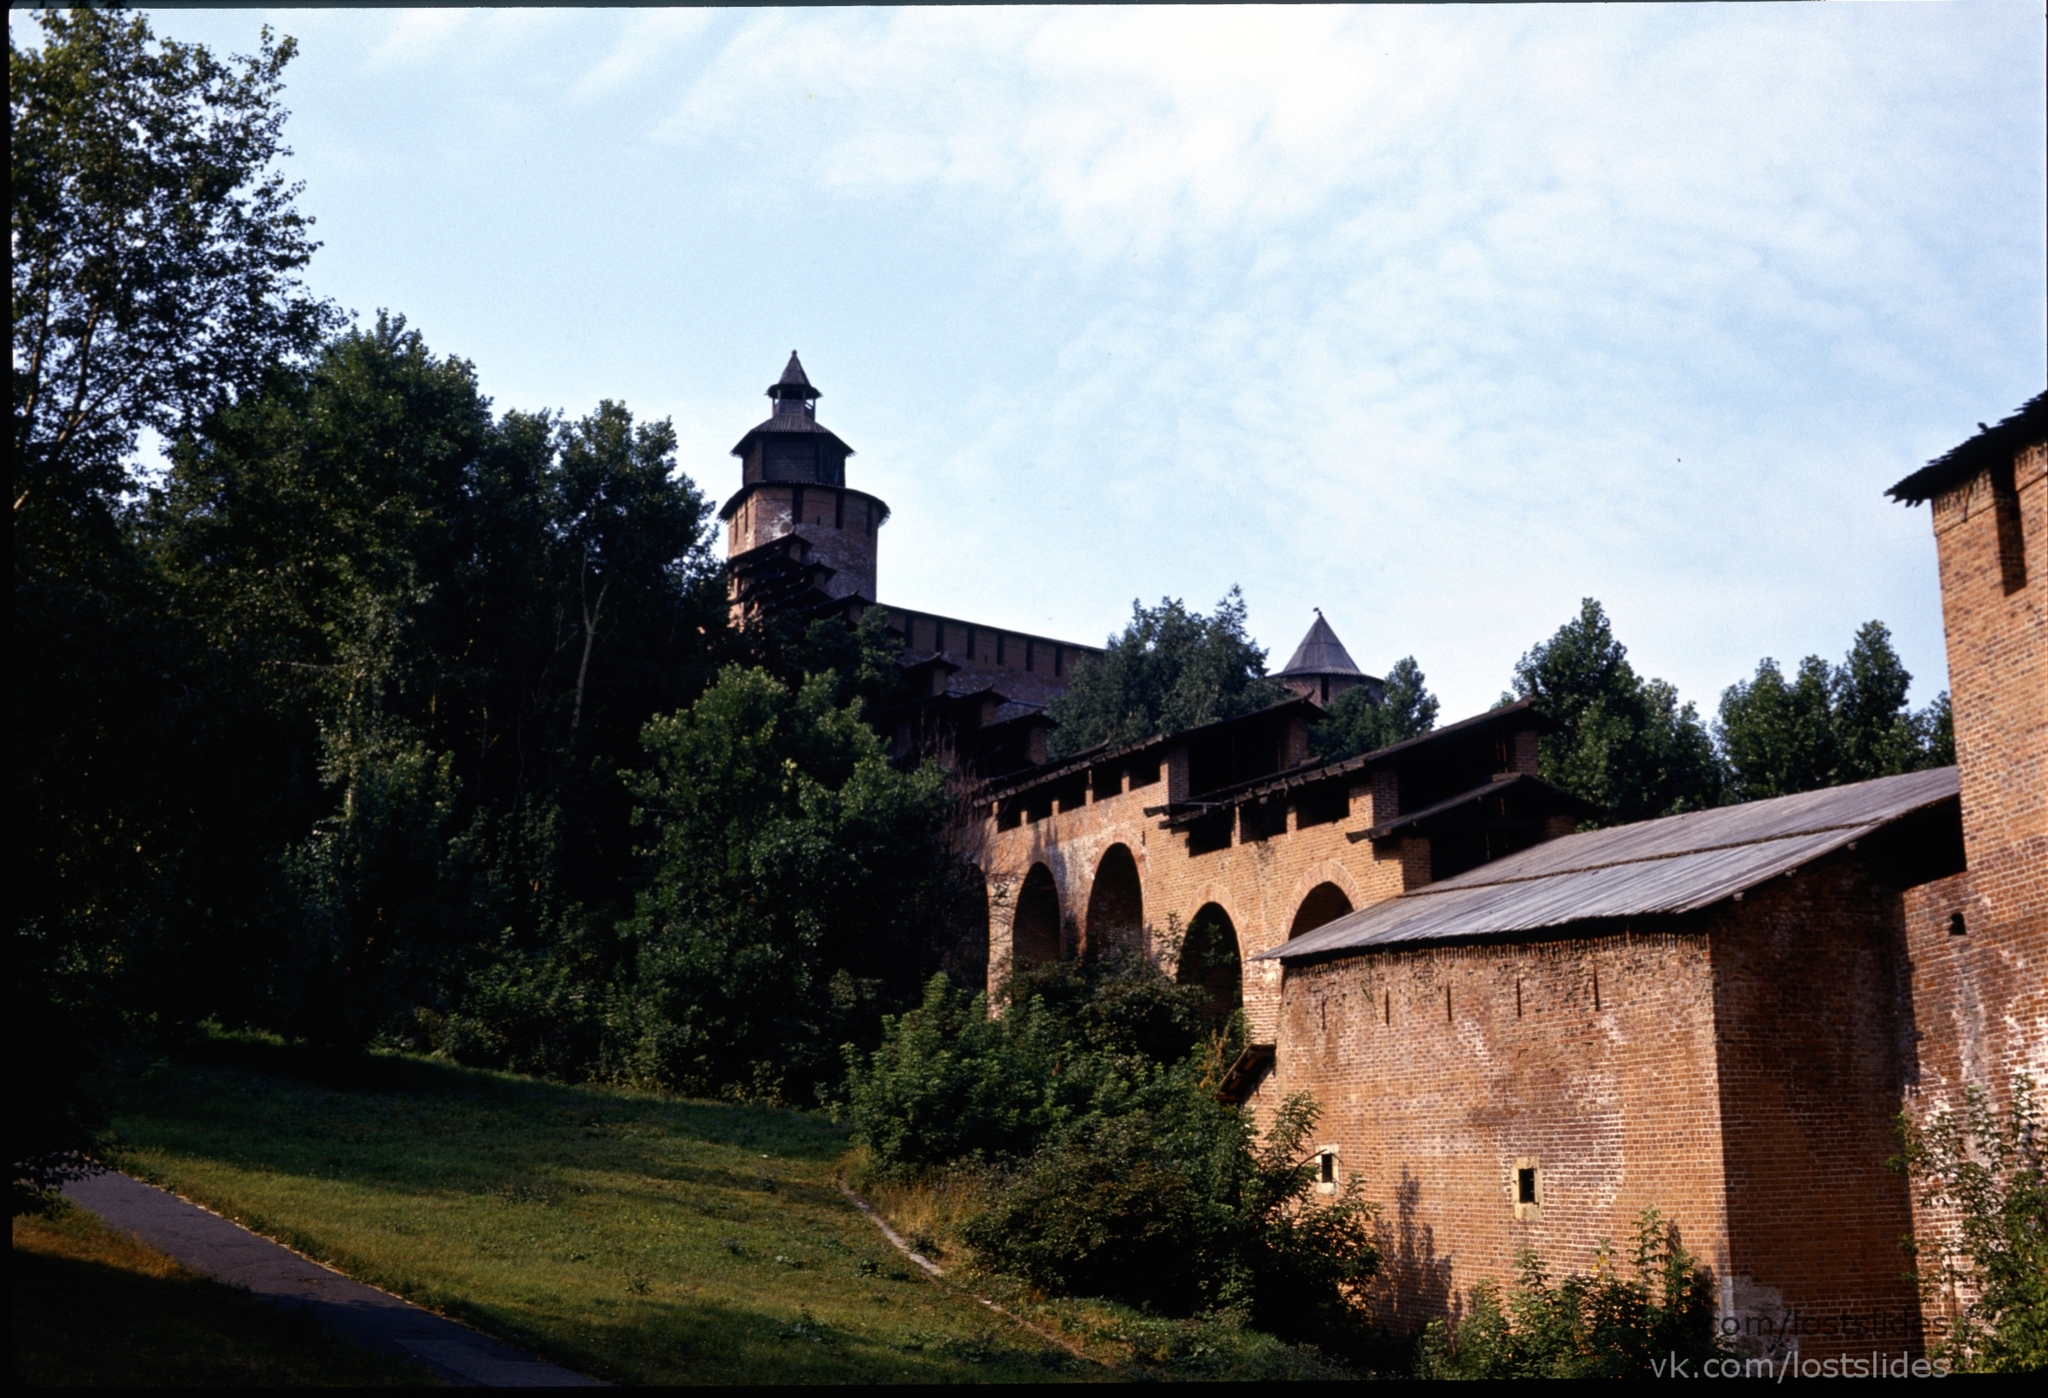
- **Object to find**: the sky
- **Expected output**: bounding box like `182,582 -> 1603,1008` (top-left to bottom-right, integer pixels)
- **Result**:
54,5 -> 2047,720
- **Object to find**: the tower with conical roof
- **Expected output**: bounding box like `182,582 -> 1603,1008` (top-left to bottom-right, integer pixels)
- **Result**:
1273,610 -> 1381,706
720,351 -> 891,610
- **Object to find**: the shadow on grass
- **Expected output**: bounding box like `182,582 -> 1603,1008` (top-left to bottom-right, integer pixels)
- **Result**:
12,1208 -> 428,1387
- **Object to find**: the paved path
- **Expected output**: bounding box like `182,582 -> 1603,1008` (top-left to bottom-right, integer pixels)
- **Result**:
64,1171 -> 604,1387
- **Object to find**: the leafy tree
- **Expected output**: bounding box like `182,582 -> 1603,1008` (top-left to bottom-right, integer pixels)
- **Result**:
1511,600 -> 1721,823
1048,589 -> 1284,758
620,665 -> 955,1102
12,7 -> 337,519
1414,1210 -> 1724,1378
152,318 -> 721,1051
1311,656 -> 1439,761
1716,621 -> 1949,801
11,6 -> 334,1188
1893,1075 -> 2048,1374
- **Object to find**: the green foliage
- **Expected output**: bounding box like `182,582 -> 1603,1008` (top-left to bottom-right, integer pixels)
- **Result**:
11,6 -> 337,1184
1047,589 -> 1284,758
1893,1075 -> 2048,1374
620,666 -> 955,1103
12,7 -> 339,518
1414,1209 -> 1723,1378
846,963 -> 1378,1348
1512,599 -> 1722,823
1311,656 -> 1439,760
1716,621 -> 1951,801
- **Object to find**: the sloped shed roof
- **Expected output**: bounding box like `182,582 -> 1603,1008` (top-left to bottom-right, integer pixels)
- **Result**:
1259,766 -> 1959,959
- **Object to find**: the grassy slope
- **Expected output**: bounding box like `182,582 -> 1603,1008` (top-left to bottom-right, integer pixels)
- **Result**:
98,1041 -> 1080,1385
13,1202 -> 429,1387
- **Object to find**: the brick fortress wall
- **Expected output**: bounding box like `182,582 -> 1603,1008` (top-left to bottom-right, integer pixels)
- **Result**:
1896,434 -> 2047,1335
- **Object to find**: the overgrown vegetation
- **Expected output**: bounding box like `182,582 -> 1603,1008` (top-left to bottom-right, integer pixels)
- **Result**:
1413,1209 -> 1724,1378
1893,1074 -> 2048,1374
845,959 -> 1381,1359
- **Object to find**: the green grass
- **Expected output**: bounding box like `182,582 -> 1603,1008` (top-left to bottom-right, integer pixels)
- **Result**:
96,1038 -> 1085,1384
12,1200 -> 431,1387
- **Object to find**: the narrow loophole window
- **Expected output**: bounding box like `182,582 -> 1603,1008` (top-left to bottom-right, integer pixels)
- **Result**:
1518,1167 -> 1538,1205
1320,1152 -> 1336,1187
1949,912 -> 1968,937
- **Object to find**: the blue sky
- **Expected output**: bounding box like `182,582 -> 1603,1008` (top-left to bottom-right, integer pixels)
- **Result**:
79,5 -> 2048,719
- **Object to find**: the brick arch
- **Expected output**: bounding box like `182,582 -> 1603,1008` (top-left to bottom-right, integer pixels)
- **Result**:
1177,901 -> 1244,1022
1084,843 -> 1145,961
1012,862 -> 1062,969
1283,862 -> 1366,933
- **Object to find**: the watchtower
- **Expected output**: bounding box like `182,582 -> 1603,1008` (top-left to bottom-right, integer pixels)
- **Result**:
720,352 -> 891,605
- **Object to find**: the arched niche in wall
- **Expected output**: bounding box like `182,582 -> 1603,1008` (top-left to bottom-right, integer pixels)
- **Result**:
1176,902 -> 1243,1023
1013,864 -> 1062,970
1289,881 -> 1354,939
1085,844 -> 1144,961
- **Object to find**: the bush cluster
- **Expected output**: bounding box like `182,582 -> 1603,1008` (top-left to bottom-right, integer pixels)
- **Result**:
1414,1209 -> 1724,1378
844,960 -> 1379,1350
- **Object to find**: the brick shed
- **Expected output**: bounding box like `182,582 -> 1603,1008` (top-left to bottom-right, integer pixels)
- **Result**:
1256,768 -> 1964,1358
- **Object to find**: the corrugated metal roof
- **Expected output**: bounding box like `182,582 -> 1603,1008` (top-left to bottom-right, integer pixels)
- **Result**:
1259,766 -> 1958,960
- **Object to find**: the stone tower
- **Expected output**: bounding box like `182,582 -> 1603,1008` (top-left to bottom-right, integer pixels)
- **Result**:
719,352 -> 891,604
1273,610 -> 1381,706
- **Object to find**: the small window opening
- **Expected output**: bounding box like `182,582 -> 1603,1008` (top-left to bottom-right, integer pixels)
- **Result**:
1315,1146 -> 1339,1194
791,485 -> 805,527
1517,1167 -> 1537,1205
1592,968 -> 1601,1012
1445,986 -> 1453,1023
1384,990 -> 1391,1025
1949,911 -> 1968,937
1516,979 -> 1524,1018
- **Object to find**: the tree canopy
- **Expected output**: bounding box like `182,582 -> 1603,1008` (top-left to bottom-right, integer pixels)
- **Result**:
1716,620 -> 1950,801
1310,657 -> 1440,761
1047,589 -> 1284,758
1511,599 -> 1722,824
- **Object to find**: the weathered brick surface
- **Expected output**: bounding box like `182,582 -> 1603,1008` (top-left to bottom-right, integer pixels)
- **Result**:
979,773 -> 1407,1039
1265,859 -> 1927,1359
726,482 -> 887,602
1895,438 -> 2048,1335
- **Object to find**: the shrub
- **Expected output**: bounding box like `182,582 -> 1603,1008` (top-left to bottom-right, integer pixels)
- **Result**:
1414,1209 -> 1722,1378
1894,1074 -> 2048,1374
845,959 -> 1379,1350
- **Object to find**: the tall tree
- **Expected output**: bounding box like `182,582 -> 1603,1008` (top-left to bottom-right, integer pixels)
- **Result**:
1716,621 -> 1948,801
1311,656 -> 1440,760
1511,599 -> 1721,823
1048,588 -> 1284,758
12,8 -> 337,520
12,8 -> 335,1182
153,318 -> 721,1047
621,665 -> 954,1102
